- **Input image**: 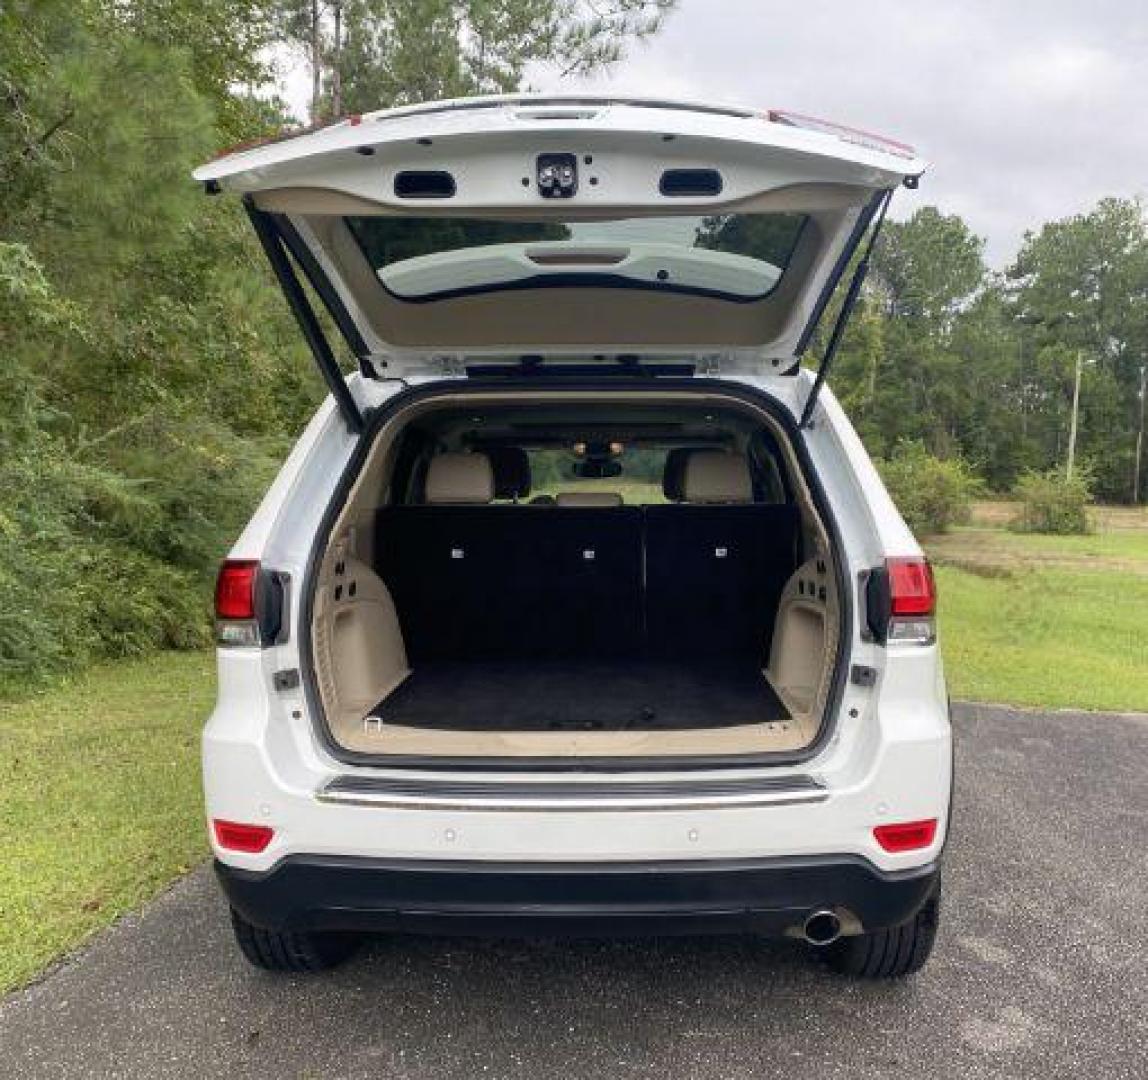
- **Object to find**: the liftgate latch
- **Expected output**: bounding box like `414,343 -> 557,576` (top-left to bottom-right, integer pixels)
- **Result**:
850,664 -> 877,688
272,668 -> 301,692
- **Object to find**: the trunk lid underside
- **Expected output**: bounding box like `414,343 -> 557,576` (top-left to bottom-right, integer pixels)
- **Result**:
195,96 -> 924,378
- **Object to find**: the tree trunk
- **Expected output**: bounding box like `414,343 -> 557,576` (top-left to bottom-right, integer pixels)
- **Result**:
310,0 -> 322,122
1066,349 -> 1082,481
331,1 -> 343,116
1135,364 -> 1146,503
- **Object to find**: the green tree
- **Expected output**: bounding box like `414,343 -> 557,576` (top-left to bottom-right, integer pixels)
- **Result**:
695,212 -> 805,268
828,207 -> 988,462
945,285 -> 1036,489
825,300 -> 887,447
0,3 -> 316,686
97,0 -> 280,139
871,206 -> 985,329
0,1 -> 93,229
1005,197 -> 1148,499
278,0 -> 678,120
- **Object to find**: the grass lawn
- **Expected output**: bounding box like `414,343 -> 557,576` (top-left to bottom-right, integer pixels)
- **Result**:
0,651 -> 214,994
928,522 -> 1148,574
934,564 -> 1148,711
928,508 -> 1148,712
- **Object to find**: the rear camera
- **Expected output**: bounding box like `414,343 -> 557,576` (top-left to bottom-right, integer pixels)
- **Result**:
536,153 -> 578,198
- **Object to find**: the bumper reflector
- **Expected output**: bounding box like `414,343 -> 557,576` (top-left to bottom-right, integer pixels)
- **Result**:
873,818 -> 938,853
213,819 -> 274,853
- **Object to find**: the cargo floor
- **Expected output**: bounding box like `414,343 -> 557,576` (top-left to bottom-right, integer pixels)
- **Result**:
370,659 -> 789,732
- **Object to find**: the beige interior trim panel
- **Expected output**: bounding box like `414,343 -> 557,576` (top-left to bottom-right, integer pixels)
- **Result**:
334,716 -> 818,758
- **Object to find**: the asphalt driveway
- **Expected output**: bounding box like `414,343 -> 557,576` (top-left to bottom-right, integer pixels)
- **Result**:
2,704 -> 1146,1079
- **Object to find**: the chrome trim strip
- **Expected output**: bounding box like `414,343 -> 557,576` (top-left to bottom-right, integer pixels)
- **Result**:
316,774 -> 828,812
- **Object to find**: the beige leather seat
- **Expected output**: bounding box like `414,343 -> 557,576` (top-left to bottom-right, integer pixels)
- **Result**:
681,450 -> 753,504
555,491 -> 624,507
424,452 -> 494,504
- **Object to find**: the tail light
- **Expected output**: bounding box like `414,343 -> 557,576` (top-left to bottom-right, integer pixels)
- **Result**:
213,819 -> 275,853
865,556 -> 937,645
873,818 -> 938,853
214,559 -> 286,648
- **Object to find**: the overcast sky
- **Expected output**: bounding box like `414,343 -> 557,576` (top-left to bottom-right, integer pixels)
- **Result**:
279,0 -> 1147,266
536,0 -> 1148,265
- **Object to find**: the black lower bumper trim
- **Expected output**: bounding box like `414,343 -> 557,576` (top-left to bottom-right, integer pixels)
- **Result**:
216,854 -> 939,939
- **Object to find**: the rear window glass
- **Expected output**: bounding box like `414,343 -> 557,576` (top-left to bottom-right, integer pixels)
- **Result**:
524,446 -> 668,505
345,213 -> 806,302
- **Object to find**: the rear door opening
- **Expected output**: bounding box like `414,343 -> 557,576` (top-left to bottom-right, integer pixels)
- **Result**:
305,385 -> 845,765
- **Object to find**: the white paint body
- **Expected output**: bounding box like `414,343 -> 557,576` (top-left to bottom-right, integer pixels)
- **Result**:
204,371 -> 950,875
198,95 -> 948,891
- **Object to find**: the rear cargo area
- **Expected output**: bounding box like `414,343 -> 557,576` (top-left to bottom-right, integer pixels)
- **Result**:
359,658 -> 804,758
372,659 -> 788,732
309,390 -> 840,760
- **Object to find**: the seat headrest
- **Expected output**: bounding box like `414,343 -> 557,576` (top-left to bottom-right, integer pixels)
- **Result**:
424,453 -> 494,504
485,446 -> 531,500
555,491 -> 623,507
682,451 -> 753,504
662,447 -> 694,502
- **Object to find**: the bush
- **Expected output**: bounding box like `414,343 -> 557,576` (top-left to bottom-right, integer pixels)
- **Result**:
0,411 -> 283,693
877,441 -> 981,536
1010,469 -> 1092,534
0,436 -> 214,693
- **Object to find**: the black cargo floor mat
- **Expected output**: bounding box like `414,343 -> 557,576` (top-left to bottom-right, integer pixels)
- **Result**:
370,660 -> 788,731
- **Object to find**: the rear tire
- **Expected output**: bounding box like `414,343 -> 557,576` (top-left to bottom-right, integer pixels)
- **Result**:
229,907 -> 360,972
824,881 -> 940,979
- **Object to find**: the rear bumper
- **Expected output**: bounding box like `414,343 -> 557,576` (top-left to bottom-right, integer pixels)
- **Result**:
216,853 -> 939,938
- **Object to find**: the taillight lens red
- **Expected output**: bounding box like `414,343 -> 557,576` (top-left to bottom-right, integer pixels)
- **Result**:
873,818 -> 938,853
213,819 -> 274,853
887,557 -> 936,617
215,560 -> 259,620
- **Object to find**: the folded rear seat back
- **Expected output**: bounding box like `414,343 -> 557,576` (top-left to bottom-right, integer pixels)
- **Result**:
377,453 -> 510,661
645,451 -> 800,660
524,507 -> 643,658
376,453 -> 644,662
376,449 -> 798,666
376,505 -> 523,661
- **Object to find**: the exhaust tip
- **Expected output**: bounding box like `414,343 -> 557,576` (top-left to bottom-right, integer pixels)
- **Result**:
803,910 -> 842,946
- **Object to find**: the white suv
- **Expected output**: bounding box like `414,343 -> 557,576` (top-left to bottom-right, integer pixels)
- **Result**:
196,96 -> 950,979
